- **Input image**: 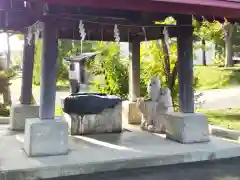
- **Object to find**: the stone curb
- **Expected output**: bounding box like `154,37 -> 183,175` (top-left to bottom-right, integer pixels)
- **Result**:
0,116 -> 9,124
209,125 -> 240,141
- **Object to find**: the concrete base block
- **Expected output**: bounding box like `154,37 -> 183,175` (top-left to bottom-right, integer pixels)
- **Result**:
164,112 -> 210,144
10,104 -> 39,131
24,118 -> 68,157
122,101 -> 141,124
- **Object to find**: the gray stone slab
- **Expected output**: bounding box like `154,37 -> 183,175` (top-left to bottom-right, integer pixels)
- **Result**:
10,104 -> 39,131
24,118 -> 68,157
1,125 -> 240,180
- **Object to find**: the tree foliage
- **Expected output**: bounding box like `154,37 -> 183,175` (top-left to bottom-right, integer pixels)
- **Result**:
193,18 -> 225,65
33,39 -> 95,85
86,42 -> 129,98
0,68 -> 17,116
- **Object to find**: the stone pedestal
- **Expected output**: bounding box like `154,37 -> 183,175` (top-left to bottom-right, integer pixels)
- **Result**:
164,112 -> 209,144
10,104 -> 39,131
138,100 -> 168,133
122,101 -> 141,124
24,118 -> 68,157
62,104 -> 122,135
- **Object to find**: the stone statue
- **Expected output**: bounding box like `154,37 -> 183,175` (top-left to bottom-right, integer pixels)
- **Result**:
137,76 -> 173,133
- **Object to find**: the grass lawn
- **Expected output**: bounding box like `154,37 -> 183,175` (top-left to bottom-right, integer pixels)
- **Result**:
197,108 -> 240,130
55,105 -> 63,116
195,65 -> 240,90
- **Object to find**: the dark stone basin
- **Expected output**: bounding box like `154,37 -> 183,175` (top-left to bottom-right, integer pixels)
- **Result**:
63,93 -> 122,116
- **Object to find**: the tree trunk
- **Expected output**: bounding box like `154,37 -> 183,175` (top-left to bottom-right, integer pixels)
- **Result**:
224,22 -> 234,67
159,39 -> 171,84
202,39 -> 207,66
159,38 -> 178,105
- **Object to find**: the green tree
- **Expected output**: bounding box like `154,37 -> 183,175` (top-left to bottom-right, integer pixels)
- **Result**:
86,42 -> 129,98
33,39 -> 96,85
140,38 -> 179,106
193,18 -> 225,66
33,40 -> 42,85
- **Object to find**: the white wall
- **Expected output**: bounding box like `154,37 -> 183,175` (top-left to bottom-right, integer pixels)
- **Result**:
194,41 -> 215,65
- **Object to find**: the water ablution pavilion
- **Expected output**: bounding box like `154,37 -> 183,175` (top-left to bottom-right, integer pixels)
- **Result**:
1,0 -> 240,179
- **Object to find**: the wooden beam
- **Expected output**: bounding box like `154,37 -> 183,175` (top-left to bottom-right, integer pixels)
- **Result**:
4,11 -> 35,32
0,11 -> 186,41
58,24 -> 185,41
0,0 -> 9,10
44,4 -> 173,24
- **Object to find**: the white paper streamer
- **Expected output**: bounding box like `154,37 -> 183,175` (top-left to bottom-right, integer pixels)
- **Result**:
114,24 -> 120,43
79,20 -> 86,41
142,27 -> 150,49
27,27 -> 33,45
163,27 -> 170,51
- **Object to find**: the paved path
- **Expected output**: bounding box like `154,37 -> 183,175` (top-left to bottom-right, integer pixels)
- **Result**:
47,157 -> 240,180
9,76 -> 240,109
199,87 -> 240,109
10,77 -> 70,106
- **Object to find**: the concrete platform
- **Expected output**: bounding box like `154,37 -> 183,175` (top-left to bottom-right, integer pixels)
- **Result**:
1,125 -> 240,180
47,157 -> 240,180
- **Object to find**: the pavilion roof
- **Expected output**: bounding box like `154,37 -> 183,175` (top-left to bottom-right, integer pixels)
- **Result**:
38,0 -> 240,19
0,0 -> 240,41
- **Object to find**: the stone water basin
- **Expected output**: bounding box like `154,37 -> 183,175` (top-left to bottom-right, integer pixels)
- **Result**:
61,93 -> 123,135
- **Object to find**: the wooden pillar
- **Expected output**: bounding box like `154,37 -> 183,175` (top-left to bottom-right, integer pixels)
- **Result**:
129,39 -> 140,102
177,16 -> 194,113
6,33 -> 11,69
20,29 -> 35,105
39,20 -> 58,119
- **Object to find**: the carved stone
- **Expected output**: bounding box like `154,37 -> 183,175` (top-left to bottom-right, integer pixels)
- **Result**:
137,76 -> 174,133
122,101 -> 142,124
61,103 -> 122,135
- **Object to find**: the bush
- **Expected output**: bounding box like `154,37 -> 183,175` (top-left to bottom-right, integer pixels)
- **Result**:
86,42 -> 129,99
0,69 -> 17,104
0,69 -> 14,116
213,53 -> 225,67
0,104 -> 9,117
